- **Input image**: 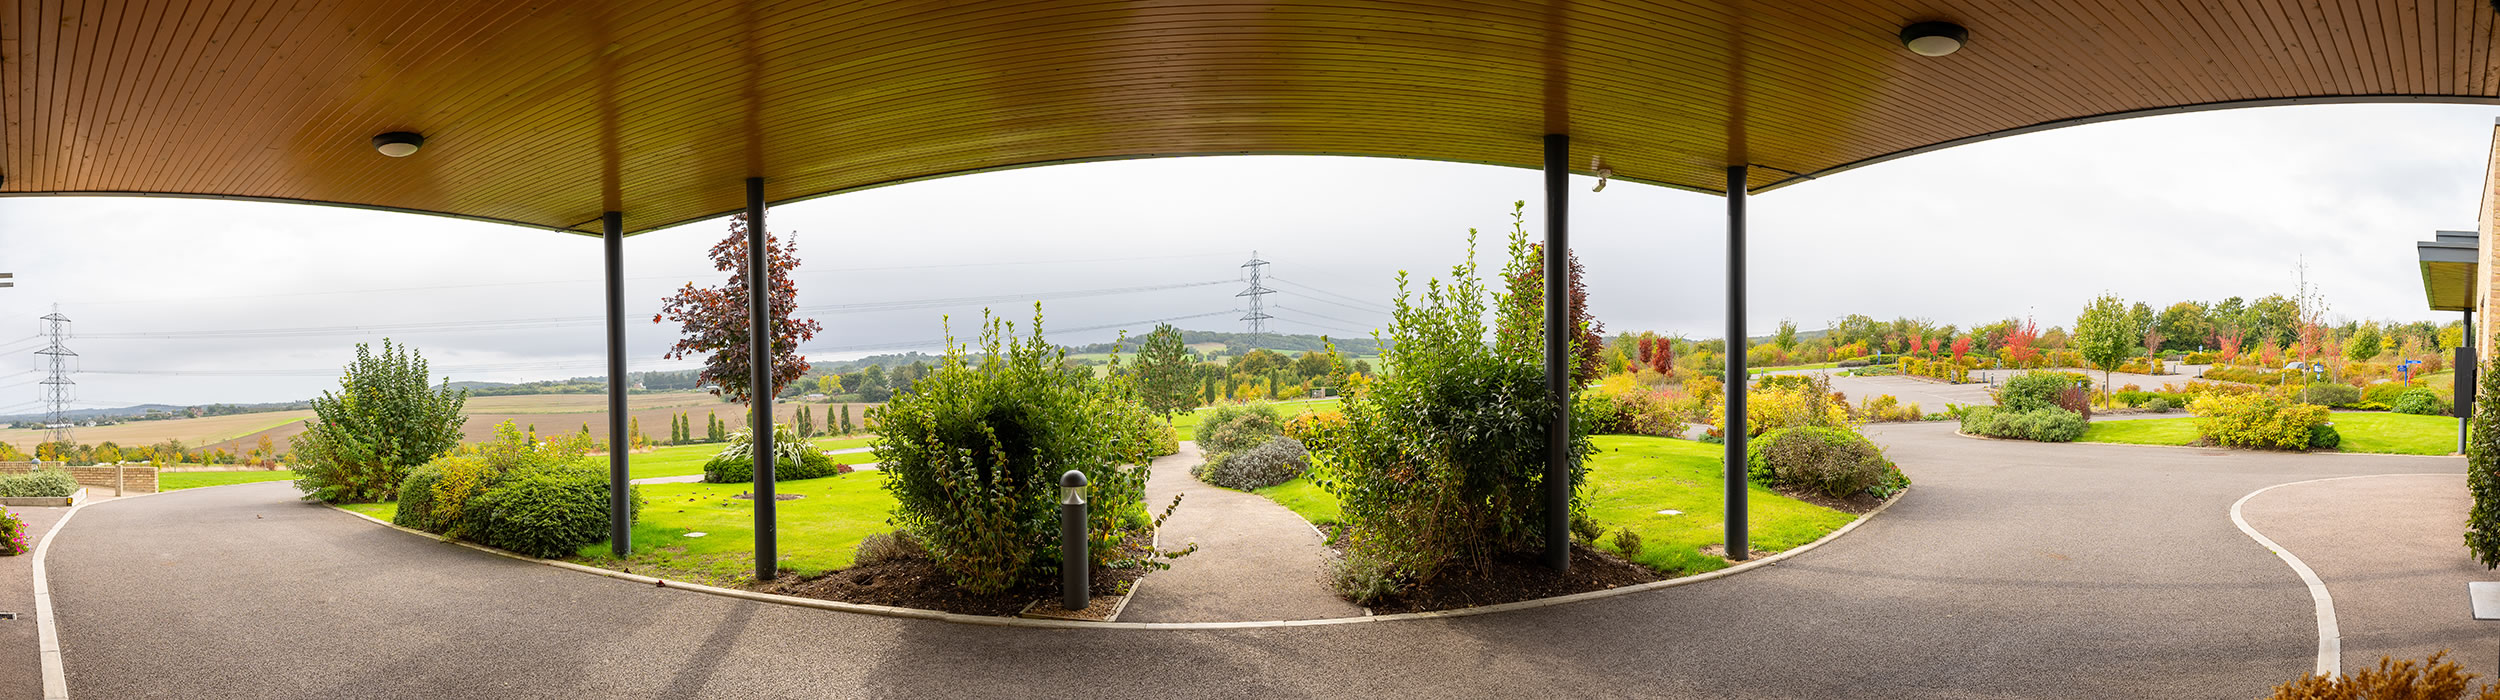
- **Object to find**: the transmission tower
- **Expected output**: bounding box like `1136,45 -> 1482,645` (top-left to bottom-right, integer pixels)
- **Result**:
35,307 -> 75,445
1236,251 -> 1274,352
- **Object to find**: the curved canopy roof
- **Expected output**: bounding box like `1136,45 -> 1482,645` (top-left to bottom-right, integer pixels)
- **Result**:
4,1 -> 2497,235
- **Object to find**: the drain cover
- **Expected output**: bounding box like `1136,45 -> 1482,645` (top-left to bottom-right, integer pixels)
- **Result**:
0,612 -> 16,620
683,532 -> 708,538
1656,509 -> 1683,516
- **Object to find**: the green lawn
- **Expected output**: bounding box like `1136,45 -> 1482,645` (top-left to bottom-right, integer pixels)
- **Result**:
2078,418 -> 2202,446
1171,398 -> 1341,441
628,437 -> 884,480
337,501 -> 397,521
2078,412 -> 2459,456
575,472 -> 895,585
161,470 -> 297,490
1240,434 -> 1857,576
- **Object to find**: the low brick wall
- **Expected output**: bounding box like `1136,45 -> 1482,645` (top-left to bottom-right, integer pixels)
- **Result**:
0,461 -> 158,494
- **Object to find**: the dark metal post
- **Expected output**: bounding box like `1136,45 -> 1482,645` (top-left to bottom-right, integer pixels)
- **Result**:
602,211 -> 630,557
1061,470 -> 1090,610
2462,310 -> 2478,455
746,177 -> 777,581
1541,133 -> 1572,572
1724,165 -> 1750,561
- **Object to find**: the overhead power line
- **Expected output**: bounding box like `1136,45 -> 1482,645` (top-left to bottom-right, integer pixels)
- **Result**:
1271,306 -> 1375,328
1266,276 -> 1392,313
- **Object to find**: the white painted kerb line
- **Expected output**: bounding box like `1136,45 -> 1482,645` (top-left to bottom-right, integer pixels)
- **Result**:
2224,473 -> 2454,677
31,499 -> 92,700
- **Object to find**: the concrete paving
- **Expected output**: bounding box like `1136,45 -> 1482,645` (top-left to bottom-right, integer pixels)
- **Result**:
1122,442 -> 1365,622
38,425 -> 2476,698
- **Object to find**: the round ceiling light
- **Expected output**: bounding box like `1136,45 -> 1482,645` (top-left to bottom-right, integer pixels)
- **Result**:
371,131 -> 425,157
1900,21 -> 1968,57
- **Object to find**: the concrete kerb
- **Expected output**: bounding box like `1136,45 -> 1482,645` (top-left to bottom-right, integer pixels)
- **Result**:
319,483 -> 1908,630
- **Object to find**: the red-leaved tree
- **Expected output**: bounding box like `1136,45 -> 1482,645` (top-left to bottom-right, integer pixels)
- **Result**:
2003,318 -> 2040,367
2215,324 -> 2245,361
1950,335 -> 1972,363
1647,338 -> 1674,375
1498,241 -> 1605,386
656,213 -> 824,403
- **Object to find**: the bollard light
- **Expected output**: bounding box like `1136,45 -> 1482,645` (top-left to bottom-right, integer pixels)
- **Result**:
1060,470 -> 1089,611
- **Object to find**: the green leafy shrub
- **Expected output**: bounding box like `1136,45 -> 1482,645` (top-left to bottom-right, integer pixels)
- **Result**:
290,340 -> 468,503
1836,358 -> 1870,368
1610,528 -> 1643,556
2191,393 -> 2331,450
2295,382 -> 2361,407
1999,371 -> 2080,412
1328,549 -> 1401,606
0,507 -> 25,556
701,426 -> 845,483
393,422 -> 638,556
2365,381 -> 2416,405
468,465 -> 636,558
1192,435 -> 1310,490
874,308 -> 1166,595
1198,403 -> 1286,454
1745,426 -> 1907,498
2394,388 -> 2448,416
1145,420 -> 1180,457
2143,397 -> 2176,413
2309,423 -> 2342,451
0,470 -> 78,498
1958,406 -> 2088,442
2183,352 -> 2219,364
1311,221 -> 1589,590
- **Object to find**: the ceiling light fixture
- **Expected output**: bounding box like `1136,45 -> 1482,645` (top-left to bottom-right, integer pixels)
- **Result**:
371,131 -> 425,157
1899,21 -> 1968,57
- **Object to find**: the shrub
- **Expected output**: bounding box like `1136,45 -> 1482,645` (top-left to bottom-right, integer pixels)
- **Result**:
2309,423 -> 2342,451
467,465 -> 637,558
2183,352 -> 2219,365
2143,397 -> 2176,413
0,507 -> 23,556
1581,390 -> 1687,436
1193,436 -> 1311,490
2365,381 -> 2416,405
290,340 -> 469,503
1198,403 -> 1286,454
1836,358 -> 1869,368
2295,382 -> 2361,407
2472,350 -> 2500,568
0,470 -> 78,498
1745,426 -> 1905,499
1959,406 -> 2088,442
703,425 -> 845,483
1328,549 -> 1401,606
875,309 -> 1165,595
2263,651 -> 2500,700
2394,388 -> 2448,416
1570,510 -> 1605,545
853,531 -> 926,566
1145,420 -> 1180,457
1313,221 -> 1590,590
2191,393 -> 2331,451
1998,371 -> 2079,412
1710,373 -> 1852,438
1611,528 -> 1644,556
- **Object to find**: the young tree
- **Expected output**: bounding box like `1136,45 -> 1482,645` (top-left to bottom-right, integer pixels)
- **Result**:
840,405 -> 854,434
2002,318 -> 2040,367
289,340 -> 469,503
1131,324 -> 1199,420
2073,294 -> 2134,392
1491,202 -> 1605,385
629,416 -> 646,449
2346,323 -> 2383,363
1773,319 -> 1799,353
655,213 -> 824,403
2141,328 -> 2165,365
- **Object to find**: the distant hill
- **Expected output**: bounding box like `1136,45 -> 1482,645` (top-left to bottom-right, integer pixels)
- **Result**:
1068,329 -> 1383,357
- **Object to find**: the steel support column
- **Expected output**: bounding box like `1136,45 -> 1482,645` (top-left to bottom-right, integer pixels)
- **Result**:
1542,133 -> 1572,572
746,177 -> 778,580
602,211 -> 629,557
2463,310 -> 2477,455
1724,165 -> 1750,561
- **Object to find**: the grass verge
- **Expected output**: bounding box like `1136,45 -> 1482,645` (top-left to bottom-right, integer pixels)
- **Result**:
1170,398 -> 1341,441
161,470 -> 298,490
2078,411 -> 2458,456
574,472 -> 895,585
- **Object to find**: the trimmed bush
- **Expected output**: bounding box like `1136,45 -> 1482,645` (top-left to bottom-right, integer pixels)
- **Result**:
1193,435 -> 1310,490
2365,381 -> 2416,405
0,470 -> 78,498
2191,393 -> 2331,451
1198,403 -> 1286,454
1999,371 -> 2079,413
468,465 -> 636,558
1836,358 -> 1870,368
2143,397 -> 2176,413
703,425 -> 845,483
2394,388 -> 2448,416
2295,382 -> 2361,407
1959,406 -> 2088,442
1745,426 -> 1906,499
2309,424 -> 2342,451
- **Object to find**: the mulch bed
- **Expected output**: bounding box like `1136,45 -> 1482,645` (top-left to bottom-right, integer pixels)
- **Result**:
1360,544 -> 1661,615
1770,484 -> 1886,514
754,541 -> 1151,617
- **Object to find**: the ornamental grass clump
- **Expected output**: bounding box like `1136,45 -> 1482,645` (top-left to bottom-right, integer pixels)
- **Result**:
1310,221 -> 1590,595
874,307 -> 1176,595
702,424 -> 845,483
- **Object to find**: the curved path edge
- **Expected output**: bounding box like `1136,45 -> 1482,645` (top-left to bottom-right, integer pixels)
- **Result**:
319,484 -> 1909,630
2226,473 -> 2458,676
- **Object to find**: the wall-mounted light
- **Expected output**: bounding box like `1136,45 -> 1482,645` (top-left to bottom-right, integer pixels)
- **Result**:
372,131 -> 425,157
1591,156 -> 1613,193
1900,21 -> 1968,57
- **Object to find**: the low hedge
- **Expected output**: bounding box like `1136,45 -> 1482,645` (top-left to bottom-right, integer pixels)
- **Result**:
0,470 -> 78,498
2190,393 -> 2331,450
394,422 -> 642,557
1745,426 -> 1907,499
1959,406 -> 2088,442
2392,388 -> 2449,416
2294,383 -> 2361,407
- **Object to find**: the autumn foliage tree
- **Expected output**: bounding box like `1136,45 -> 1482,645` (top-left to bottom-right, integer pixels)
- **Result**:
1491,202 -> 1604,386
656,213 -> 824,403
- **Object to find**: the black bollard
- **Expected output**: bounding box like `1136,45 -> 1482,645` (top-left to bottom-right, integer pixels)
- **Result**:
1060,470 -> 1089,611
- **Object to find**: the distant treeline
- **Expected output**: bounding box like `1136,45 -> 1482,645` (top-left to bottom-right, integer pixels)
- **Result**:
1065,330 -> 1383,357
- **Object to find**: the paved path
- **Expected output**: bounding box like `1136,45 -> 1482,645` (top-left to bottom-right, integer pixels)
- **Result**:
41,424 -> 2478,698
1122,442 -> 1365,622
0,504 -> 67,700
2238,473 -> 2495,674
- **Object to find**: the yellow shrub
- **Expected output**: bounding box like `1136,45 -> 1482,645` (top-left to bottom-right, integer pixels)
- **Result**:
2190,392 -> 2329,450
428,454 -> 496,538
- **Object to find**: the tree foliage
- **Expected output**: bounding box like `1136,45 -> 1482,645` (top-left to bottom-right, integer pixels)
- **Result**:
290,340 -> 469,503
655,213 -> 824,403
1132,324 -> 1199,419
2072,294 -> 2134,390
1491,202 -> 1605,386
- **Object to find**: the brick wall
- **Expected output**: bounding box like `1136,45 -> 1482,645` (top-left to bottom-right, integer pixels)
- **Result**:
0,461 -> 157,494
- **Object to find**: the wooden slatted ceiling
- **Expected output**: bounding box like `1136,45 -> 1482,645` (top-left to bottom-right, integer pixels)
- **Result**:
3,0 -> 2499,236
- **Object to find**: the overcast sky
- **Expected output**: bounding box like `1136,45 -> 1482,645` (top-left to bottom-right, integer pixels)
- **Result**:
0,103 -> 2489,408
